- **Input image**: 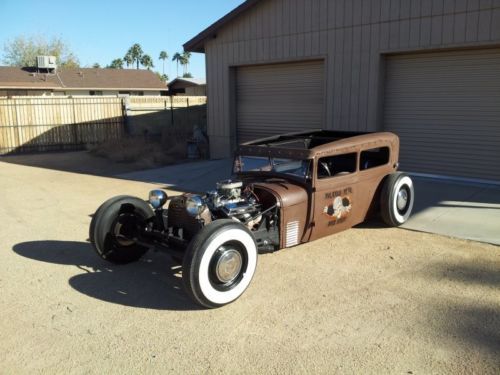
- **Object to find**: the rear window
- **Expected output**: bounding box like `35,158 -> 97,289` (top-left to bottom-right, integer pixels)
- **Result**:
360,147 -> 390,170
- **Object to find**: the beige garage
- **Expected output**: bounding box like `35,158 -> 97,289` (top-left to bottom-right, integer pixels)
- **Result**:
384,49 -> 500,182
185,0 -> 500,182
236,60 -> 324,143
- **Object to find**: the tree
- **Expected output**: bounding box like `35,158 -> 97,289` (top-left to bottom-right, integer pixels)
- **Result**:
159,50 -> 168,75
183,72 -> 193,78
92,63 -> 101,68
123,53 -> 133,68
156,72 -> 168,82
182,51 -> 191,75
124,43 -> 143,69
107,58 -> 124,69
172,52 -> 182,77
140,54 -> 154,70
2,35 -> 80,68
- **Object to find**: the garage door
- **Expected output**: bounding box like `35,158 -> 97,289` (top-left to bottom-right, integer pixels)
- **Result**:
384,49 -> 500,182
236,60 -> 324,143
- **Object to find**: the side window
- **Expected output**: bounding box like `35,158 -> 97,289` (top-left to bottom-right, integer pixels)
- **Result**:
317,153 -> 357,179
360,147 -> 390,170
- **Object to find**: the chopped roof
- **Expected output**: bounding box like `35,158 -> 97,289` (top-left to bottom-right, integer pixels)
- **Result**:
237,131 -> 399,159
184,0 -> 262,53
0,67 -> 168,91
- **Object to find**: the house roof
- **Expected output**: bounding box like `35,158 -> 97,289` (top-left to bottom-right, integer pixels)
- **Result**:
184,0 -> 262,53
167,77 -> 206,89
0,67 -> 168,91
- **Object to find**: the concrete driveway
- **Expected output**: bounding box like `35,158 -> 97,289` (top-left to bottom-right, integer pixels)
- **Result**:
403,177 -> 500,245
119,159 -> 500,245
1,158 -> 499,373
117,158 -> 233,192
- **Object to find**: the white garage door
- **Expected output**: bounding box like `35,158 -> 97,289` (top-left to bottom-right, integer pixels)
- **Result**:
236,60 -> 324,143
384,49 -> 500,182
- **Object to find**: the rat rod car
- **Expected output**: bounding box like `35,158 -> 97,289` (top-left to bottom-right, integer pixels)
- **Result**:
90,131 -> 414,308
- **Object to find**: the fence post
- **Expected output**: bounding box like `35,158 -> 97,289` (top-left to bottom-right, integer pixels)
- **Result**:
170,96 -> 174,126
123,96 -> 130,135
72,98 -> 78,148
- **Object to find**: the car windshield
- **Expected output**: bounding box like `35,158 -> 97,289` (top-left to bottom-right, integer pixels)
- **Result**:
234,155 -> 312,180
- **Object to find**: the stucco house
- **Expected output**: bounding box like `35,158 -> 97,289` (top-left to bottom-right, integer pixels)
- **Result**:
0,67 -> 168,97
184,0 -> 500,183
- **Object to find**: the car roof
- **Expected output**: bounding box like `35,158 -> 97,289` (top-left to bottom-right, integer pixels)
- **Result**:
236,130 -> 398,159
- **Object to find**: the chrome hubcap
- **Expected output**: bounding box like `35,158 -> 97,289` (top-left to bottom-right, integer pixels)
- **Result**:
215,248 -> 243,284
397,188 -> 408,211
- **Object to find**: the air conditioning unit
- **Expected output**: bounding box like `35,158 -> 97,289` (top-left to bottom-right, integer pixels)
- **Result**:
37,56 -> 57,70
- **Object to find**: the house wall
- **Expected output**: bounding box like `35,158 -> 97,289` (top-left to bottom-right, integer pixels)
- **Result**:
204,0 -> 500,158
185,86 -> 207,96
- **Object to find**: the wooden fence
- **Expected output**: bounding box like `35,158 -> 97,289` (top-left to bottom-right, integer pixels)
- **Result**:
0,96 -> 207,155
125,96 -> 207,139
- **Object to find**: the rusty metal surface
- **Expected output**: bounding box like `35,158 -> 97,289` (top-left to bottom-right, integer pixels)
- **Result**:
237,131 -> 400,248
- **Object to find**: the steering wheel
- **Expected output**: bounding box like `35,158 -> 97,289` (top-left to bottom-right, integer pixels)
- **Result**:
318,161 -> 331,177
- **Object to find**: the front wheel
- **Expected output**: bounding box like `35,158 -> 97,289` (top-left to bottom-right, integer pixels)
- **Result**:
380,173 -> 415,226
90,195 -> 154,264
183,219 -> 258,308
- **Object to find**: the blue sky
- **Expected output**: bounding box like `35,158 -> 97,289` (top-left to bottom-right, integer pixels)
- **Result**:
0,0 -> 245,79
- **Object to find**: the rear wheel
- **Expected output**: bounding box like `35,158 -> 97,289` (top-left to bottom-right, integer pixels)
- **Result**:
183,219 -> 258,308
90,196 -> 154,264
380,173 -> 414,226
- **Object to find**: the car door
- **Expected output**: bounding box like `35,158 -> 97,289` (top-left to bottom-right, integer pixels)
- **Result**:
308,150 -> 362,242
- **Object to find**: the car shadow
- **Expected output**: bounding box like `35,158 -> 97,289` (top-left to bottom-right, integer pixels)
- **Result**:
12,240 -> 202,311
353,218 -> 388,230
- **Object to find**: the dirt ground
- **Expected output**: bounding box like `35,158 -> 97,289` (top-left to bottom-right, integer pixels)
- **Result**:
1,159 -> 499,374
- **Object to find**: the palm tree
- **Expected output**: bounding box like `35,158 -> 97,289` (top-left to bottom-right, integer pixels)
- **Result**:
182,52 -> 191,75
107,58 -> 123,69
140,54 -> 154,70
159,51 -> 168,75
179,55 -> 188,76
125,43 -> 143,69
172,52 -> 182,77
123,53 -> 133,68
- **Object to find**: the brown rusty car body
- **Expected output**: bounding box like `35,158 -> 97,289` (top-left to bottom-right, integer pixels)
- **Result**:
90,130 -> 414,308
235,130 -> 402,247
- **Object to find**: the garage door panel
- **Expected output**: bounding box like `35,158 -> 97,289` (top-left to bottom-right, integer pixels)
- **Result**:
236,60 -> 324,143
384,49 -> 500,181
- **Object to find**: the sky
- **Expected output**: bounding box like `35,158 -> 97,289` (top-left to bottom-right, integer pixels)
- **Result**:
0,0 -> 245,79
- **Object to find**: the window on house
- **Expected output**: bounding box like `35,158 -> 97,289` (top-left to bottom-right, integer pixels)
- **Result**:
130,91 -> 144,96
89,90 -> 103,96
317,153 -> 357,179
360,147 -> 390,170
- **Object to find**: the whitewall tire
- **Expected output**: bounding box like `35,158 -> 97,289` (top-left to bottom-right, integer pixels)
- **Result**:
183,219 -> 258,308
380,173 -> 414,226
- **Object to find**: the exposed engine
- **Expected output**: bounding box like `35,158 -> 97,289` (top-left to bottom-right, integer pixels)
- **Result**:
167,179 -> 279,251
206,180 -> 262,227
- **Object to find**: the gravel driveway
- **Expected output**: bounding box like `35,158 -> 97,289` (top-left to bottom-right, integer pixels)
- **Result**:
1,160 -> 499,374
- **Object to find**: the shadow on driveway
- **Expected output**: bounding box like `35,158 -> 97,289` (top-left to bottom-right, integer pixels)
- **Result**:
403,176 -> 500,245
12,240 -> 201,311
419,259 -> 500,360
0,151 -> 233,193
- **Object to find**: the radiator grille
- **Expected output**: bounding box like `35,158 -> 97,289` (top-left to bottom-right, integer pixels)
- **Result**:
285,221 -> 300,247
168,196 -> 200,240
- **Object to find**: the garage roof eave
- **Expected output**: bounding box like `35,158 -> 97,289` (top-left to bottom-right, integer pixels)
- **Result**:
183,0 -> 262,53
